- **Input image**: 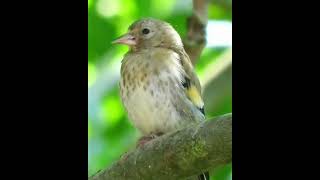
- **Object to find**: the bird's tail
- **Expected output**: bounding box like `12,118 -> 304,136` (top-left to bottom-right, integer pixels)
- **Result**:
197,171 -> 209,180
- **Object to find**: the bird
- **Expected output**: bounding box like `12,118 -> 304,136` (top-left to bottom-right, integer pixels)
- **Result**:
113,18 -> 209,180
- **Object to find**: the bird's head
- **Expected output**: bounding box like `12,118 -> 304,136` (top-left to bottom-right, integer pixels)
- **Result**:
112,18 -> 183,51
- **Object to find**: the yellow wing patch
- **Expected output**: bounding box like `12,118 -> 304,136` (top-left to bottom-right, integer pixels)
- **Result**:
186,85 -> 204,108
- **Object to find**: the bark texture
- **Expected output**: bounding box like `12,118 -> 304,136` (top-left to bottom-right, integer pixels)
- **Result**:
89,114 -> 232,180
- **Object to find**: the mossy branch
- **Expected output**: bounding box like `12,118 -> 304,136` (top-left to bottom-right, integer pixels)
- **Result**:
89,113 -> 232,180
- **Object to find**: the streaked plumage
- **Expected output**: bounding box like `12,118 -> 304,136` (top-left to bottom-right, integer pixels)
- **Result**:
114,18 -> 209,180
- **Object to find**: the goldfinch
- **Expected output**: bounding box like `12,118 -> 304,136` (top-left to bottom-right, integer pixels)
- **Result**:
113,18 -> 209,180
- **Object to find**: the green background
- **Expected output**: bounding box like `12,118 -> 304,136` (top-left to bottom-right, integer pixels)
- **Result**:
88,0 -> 232,179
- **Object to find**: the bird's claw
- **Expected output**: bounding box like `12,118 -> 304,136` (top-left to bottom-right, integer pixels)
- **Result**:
136,132 -> 164,148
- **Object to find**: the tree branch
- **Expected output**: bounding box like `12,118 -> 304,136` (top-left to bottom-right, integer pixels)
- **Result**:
89,113 -> 232,180
183,0 -> 209,65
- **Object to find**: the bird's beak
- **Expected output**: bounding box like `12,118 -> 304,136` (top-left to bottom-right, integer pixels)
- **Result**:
112,34 -> 137,46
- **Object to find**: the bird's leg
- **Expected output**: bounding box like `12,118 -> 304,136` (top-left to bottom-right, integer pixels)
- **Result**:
119,152 -> 129,162
136,132 -> 164,148
136,134 -> 156,147
121,132 -> 165,162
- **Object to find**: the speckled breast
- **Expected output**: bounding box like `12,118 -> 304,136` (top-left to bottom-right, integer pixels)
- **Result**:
119,48 -> 194,135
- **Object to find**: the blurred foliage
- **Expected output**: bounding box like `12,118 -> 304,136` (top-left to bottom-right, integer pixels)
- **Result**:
88,0 -> 232,179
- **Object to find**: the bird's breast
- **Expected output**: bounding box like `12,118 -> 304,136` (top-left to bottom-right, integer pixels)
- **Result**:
120,49 -> 186,135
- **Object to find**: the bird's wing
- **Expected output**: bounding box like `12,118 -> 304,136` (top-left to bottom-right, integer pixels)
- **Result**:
178,50 -> 205,115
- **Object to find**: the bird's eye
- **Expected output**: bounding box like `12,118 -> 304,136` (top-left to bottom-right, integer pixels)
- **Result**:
142,28 -> 150,35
